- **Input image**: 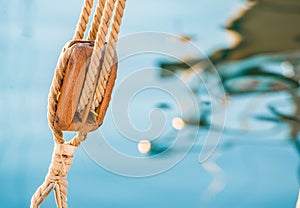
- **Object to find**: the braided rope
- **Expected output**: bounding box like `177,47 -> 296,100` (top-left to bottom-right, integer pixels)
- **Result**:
31,42 -> 88,207
73,0 -> 94,40
93,0 -> 127,109
87,0 -> 106,40
30,142 -> 78,208
30,133 -> 87,208
31,0 -> 126,206
77,0 -> 117,112
47,45 -> 72,144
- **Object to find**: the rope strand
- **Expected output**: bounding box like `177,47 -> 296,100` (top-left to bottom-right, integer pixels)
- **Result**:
93,0 -> 127,109
73,0 -> 94,40
30,143 -> 77,208
87,0 -> 106,40
77,0 -> 117,112
31,0 -> 126,207
47,44 -> 73,144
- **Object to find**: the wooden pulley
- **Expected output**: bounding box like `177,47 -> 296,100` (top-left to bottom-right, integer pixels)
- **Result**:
54,40 -> 118,132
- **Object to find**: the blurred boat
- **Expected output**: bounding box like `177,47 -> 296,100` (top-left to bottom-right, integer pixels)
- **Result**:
223,0 -> 300,60
159,0 -> 300,94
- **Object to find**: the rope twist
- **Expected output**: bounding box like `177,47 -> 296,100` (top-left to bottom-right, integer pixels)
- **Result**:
30,143 -> 76,208
30,0 -> 126,207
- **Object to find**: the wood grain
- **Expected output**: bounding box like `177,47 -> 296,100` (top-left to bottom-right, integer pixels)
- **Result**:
54,40 -> 117,131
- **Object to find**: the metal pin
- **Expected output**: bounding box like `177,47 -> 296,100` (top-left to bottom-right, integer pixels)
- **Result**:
90,109 -> 98,117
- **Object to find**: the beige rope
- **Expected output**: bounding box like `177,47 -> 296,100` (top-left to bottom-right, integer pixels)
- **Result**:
47,44 -> 73,144
30,136 -> 85,208
73,0 -> 94,40
93,0 -> 127,109
31,0 -> 126,206
87,0 -> 107,41
77,0 -> 117,112
31,42 -> 88,207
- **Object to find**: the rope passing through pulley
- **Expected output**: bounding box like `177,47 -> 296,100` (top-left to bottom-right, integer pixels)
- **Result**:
30,0 -> 127,207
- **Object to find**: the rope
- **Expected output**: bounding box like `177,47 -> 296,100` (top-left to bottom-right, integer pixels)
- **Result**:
77,0 -> 117,113
31,42 -> 88,207
30,117 -> 87,208
93,0 -> 127,109
73,0 -> 94,40
87,0 -> 106,41
31,0 -> 126,206
47,44 -> 72,144
30,138 -> 85,208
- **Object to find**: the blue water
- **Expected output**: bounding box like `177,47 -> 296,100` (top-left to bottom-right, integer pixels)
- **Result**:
0,0 -> 299,207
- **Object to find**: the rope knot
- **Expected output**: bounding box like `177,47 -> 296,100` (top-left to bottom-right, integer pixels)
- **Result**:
30,143 -> 77,208
48,143 -> 76,180
31,0 -> 127,207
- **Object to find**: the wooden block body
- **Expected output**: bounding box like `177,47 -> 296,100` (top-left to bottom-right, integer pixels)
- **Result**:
54,40 -> 118,131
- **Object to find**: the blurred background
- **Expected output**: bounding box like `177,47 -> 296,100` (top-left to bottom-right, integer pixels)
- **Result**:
0,0 -> 300,207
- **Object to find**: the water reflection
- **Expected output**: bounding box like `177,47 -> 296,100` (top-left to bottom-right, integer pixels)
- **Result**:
264,89 -> 300,182
158,0 -> 300,137
265,90 -> 300,139
201,151 -> 226,206
1,0 -> 299,207
171,117 -> 185,130
138,140 -> 152,154
157,0 -> 300,203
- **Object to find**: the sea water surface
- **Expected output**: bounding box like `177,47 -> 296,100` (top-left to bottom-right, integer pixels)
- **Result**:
0,0 -> 299,207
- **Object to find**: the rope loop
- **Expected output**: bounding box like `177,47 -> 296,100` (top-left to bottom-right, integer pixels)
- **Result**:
30,143 -> 76,208
31,0 -> 127,207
